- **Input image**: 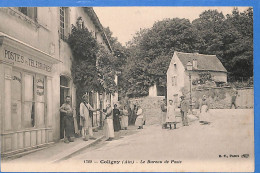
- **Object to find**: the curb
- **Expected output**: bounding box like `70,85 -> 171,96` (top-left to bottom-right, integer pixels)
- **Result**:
49,135 -> 105,163
1,142 -> 55,161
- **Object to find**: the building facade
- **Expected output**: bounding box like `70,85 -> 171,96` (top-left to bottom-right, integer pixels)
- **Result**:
167,51 -> 227,107
0,7 -> 115,156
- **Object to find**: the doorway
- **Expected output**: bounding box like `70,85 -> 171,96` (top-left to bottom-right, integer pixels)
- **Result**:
60,75 -> 70,139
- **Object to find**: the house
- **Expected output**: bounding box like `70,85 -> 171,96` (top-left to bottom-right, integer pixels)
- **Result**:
0,7 -> 116,157
167,51 -> 227,106
148,84 -> 165,97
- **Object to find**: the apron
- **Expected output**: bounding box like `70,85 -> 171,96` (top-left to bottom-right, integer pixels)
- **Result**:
200,105 -> 210,122
121,115 -> 128,128
104,118 -> 114,138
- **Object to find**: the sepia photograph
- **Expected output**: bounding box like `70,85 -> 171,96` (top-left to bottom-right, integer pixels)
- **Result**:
0,5 -> 255,172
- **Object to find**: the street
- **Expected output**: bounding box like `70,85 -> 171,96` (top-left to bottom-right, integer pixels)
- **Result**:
1,109 -> 254,172
68,109 -> 254,162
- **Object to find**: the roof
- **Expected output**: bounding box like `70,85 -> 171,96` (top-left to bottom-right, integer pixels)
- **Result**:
175,51 -> 227,72
83,7 -> 113,52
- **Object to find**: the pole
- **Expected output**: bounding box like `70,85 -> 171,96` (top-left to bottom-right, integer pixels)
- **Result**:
99,94 -> 103,130
189,73 -> 192,111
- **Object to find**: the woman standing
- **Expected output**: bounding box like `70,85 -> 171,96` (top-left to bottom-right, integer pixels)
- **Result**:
121,106 -> 129,130
113,104 -> 121,132
199,95 -> 211,125
135,106 -> 144,129
104,103 -> 115,141
166,100 -> 176,129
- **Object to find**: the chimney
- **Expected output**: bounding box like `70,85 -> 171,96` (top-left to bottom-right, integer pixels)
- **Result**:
193,59 -> 197,69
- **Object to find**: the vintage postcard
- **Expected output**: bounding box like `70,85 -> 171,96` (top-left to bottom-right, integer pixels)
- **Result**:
0,5 -> 255,172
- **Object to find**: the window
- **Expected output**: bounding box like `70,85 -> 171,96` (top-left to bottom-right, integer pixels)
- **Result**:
17,7 -> 37,21
60,7 -> 69,40
24,73 -> 35,128
11,71 -> 22,130
36,75 -> 46,127
12,70 -> 47,129
172,76 -> 177,86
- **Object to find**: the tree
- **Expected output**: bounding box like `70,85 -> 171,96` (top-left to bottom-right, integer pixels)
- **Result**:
68,17 -> 117,108
193,8 -> 253,79
120,8 -> 253,97
122,18 -> 200,97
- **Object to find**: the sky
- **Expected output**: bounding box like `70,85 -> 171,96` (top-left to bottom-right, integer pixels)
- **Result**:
93,7 -> 249,45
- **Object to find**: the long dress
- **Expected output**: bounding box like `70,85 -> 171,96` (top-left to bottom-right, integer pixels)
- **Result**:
166,104 -> 176,123
199,99 -> 210,122
121,109 -> 129,128
135,108 -> 143,127
104,107 -> 115,139
113,108 -> 121,131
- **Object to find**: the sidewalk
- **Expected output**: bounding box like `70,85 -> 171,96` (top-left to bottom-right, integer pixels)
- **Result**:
2,129 -> 105,163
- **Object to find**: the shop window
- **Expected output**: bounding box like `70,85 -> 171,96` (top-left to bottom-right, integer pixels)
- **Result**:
11,71 -> 22,130
16,7 -> 37,21
60,7 -> 69,40
36,75 -> 45,127
24,73 -> 35,128
23,73 -> 46,128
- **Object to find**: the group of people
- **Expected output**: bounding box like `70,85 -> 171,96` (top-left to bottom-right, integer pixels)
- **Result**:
160,94 -> 211,129
103,104 -> 145,141
60,94 -> 145,143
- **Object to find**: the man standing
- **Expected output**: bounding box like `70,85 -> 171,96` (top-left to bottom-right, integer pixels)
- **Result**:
160,99 -> 167,129
60,96 -> 74,143
180,96 -> 189,126
80,94 -> 99,141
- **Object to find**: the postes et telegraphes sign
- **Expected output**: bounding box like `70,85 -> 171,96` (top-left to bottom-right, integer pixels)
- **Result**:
4,49 -> 52,72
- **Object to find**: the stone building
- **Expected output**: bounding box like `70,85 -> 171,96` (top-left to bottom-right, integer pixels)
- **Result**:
167,51 -> 227,106
0,7 -> 116,157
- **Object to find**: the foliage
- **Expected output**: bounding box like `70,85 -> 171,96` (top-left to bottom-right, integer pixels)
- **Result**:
227,77 -> 254,88
192,72 -> 213,85
68,17 -> 117,99
122,7 -> 253,97
193,8 -> 253,78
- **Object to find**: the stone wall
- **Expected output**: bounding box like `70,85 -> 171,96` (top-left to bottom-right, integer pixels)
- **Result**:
129,96 -> 164,125
128,87 -> 253,126
191,87 -> 253,109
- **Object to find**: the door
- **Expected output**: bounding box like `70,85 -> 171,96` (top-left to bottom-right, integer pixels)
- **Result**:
60,76 -> 70,139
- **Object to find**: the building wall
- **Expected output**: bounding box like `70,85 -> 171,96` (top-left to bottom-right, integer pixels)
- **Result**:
167,52 -> 227,109
167,53 -> 185,106
0,8 -> 57,57
148,85 -> 157,97
0,7 -> 59,155
0,7 -> 114,155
